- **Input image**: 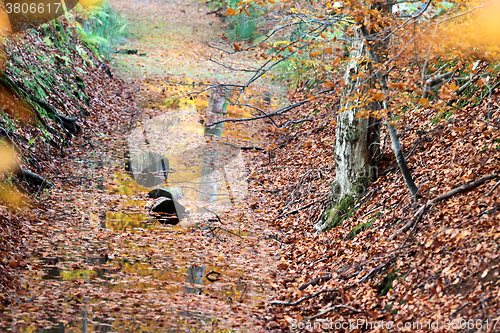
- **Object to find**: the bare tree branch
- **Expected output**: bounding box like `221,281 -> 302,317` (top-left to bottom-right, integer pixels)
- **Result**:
270,288 -> 338,306
206,88 -> 335,126
389,173 -> 500,240
308,304 -> 361,320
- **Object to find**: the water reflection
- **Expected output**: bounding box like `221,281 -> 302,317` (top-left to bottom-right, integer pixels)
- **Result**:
125,151 -> 170,188
126,91 -> 249,218
20,85 -> 271,333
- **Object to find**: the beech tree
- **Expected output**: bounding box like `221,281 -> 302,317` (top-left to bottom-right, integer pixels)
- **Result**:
206,0 -> 500,231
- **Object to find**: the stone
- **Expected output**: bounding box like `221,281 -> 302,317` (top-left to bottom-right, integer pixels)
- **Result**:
150,197 -> 187,225
147,187 -> 184,200
147,188 -> 173,199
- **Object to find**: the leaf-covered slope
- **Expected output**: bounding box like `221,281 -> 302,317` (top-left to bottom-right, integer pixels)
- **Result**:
248,79 -> 500,331
0,17 -> 133,306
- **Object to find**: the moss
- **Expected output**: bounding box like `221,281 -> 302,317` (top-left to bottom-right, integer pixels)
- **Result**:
338,195 -> 355,213
346,122 -> 359,142
377,270 -> 403,296
320,195 -> 357,231
347,219 -> 373,240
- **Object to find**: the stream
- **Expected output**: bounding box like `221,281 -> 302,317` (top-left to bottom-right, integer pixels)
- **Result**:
15,0 -> 286,331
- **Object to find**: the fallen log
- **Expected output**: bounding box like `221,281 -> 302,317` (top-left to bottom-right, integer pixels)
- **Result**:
388,173 -> 499,241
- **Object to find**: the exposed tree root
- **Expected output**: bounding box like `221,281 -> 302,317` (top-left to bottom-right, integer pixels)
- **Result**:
16,168 -> 54,190
29,96 -> 81,134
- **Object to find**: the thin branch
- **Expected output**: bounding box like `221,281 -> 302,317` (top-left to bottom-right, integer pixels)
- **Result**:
229,103 -> 279,127
389,173 -> 500,240
270,288 -> 338,306
308,304 -> 361,320
207,88 -> 335,126
444,101 -> 500,129
358,256 -> 395,284
484,180 -> 500,197
277,198 -> 320,218
280,118 -> 312,128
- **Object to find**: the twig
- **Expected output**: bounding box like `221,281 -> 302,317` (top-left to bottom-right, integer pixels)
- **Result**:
206,88 -> 335,126
270,288 -> 338,306
457,204 -> 499,228
298,274 -> 332,291
481,294 -> 488,319
203,207 -> 222,223
307,304 -> 361,320
279,118 -> 312,129
450,301 -> 471,318
217,226 -> 244,239
277,199 -> 320,218
206,7 -> 223,15
358,256 -> 395,284
444,100 -> 500,129
299,256 -> 332,274
389,173 -> 500,240
205,270 -> 222,282
484,179 -> 500,197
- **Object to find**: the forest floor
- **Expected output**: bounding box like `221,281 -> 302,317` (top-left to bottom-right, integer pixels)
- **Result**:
0,0 -> 286,331
0,0 -> 499,332
254,65 -> 500,331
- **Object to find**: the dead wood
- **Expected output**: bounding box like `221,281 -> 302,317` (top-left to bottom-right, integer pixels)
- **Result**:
358,256 -> 395,284
484,179 -> 500,197
277,199 -> 320,218
308,304 -> 361,320
298,274 -> 332,291
388,173 -> 499,240
270,288 -> 338,306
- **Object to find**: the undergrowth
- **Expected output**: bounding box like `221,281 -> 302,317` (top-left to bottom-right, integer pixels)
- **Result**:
74,1 -> 129,58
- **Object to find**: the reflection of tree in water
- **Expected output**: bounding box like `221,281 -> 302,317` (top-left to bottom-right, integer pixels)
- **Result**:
126,152 -> 169,188
185,266 -> 205,294
125,103 -> 247,215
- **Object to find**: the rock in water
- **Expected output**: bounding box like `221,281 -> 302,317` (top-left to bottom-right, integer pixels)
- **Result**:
150,197 -> 187,225
147,187 -> 184,200
147,189 -> 173,199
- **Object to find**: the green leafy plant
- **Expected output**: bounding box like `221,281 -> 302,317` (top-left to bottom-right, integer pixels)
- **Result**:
77,1 -> 129,57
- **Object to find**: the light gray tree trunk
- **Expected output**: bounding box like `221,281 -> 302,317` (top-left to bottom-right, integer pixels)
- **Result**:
315,5 -> 419,231
315,26 -> 383,233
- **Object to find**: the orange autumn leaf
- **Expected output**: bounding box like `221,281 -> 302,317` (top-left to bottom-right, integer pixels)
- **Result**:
371,90 -> 384,101
324,80 -> 336,89
225,8 -> 237,15
309,50 -> 322,58
418,98 -> 430,106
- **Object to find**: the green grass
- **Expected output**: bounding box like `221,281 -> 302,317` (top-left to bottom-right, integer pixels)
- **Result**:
77,2 -> 129,58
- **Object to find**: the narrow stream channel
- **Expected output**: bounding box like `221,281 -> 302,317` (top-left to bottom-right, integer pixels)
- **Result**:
17,0 -> 284,331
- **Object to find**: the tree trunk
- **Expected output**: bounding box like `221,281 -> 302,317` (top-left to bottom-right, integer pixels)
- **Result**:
315,26 -> 383,232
